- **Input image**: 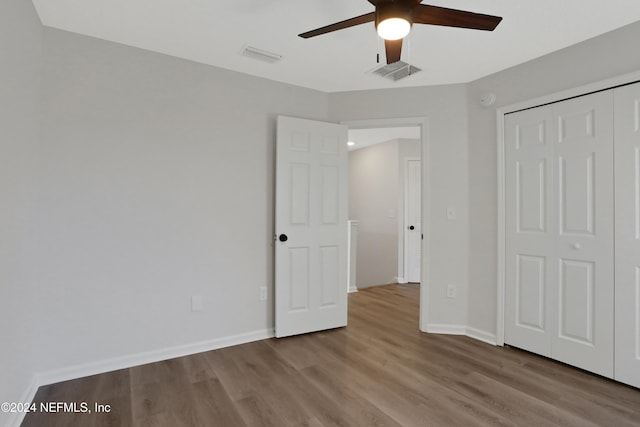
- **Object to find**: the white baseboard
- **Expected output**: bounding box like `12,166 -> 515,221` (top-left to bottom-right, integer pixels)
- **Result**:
8,375 -> 40,427
37,328 -> 274,388
12,322 -> 496,427
465,327 -> 498,346
425,324 -> 497,346
348,286 -> 358,293
396,277 -> 408,284
11,328 -> 274,426
425,323 -> 467,335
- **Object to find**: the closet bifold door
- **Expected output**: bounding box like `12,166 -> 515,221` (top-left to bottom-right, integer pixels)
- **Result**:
505,90 -> 615,379
614,82 -> 640,388
550,91 -> 614,378
504,106 -> 554,358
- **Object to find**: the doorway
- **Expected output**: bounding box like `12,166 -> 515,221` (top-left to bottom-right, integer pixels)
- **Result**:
274,116 -> 429,337
346,123 -> 424,293
347,126 -> 422,289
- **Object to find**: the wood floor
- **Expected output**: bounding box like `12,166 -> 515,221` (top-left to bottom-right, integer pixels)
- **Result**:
22,284 -> 640,426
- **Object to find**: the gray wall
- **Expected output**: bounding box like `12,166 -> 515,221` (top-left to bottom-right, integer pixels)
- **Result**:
1,7 -> 331,411
467,20 -> 640,336
32,28 -> 329,374
0,0 -> 42,423
349,140 -> 399,287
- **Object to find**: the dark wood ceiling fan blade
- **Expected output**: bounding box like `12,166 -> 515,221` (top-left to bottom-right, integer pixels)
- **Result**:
368,0 -> 421,5
385,39 -> 402,64
298,12 -> 375,38
413,4 -> 502,31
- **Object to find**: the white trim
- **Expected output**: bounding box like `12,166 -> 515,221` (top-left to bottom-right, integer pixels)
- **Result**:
37,328 -> 274,387
9,328 -> 273,426
426,324 -> 498,346
420,120 -> 430,333
496,109 -> 506,346
340,116 -> 431,333
495,69 -> 640,347
425,323 -> 467,335
499,70 -> 640,116
8,375 -> 40,427
397,154 -> 404,284
466,327 -> 498,346
396,276 -> 408,284
347,219 -> 360,293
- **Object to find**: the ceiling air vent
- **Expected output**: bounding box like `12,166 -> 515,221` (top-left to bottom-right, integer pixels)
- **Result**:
371,61 -> 421,81
241,45 -> 282,63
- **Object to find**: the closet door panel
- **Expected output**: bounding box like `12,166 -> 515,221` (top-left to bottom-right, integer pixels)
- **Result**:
550,91 -> 614,378
614,82 -> 640,388
505,90 -> 615,379
505,107 -> 554,356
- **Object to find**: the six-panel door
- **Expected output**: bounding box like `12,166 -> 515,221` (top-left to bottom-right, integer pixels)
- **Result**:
505,91 -> 615,378
275,116 -> 349,338
550,92 -> 614,377
505,106 -> 555,357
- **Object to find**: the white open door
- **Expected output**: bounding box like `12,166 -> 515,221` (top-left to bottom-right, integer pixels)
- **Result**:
275,116 -> 348,338
405,159 -> 421,283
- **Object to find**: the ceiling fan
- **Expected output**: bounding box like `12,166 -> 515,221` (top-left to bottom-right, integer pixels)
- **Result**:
299,0 -> 502,64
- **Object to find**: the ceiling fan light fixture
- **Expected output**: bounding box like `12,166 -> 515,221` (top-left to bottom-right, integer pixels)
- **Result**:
375,4 -> 412,40
298,1 -> 503,65
377,17 -> 411,40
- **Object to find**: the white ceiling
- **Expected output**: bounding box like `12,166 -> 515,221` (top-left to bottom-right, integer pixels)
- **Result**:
348,127 -> 420,151
31,0 -> 640,93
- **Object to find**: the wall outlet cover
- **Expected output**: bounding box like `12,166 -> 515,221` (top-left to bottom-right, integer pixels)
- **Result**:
446,206 -> 457,220
446,284 -> 456,298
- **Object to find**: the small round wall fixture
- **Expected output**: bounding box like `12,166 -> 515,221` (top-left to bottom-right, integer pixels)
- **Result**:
480,92 -> 497,107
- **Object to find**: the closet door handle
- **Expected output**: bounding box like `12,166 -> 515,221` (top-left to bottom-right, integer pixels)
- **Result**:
572,243 -> 581,250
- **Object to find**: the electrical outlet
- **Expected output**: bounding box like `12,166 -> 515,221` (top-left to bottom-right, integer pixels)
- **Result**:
446,284 -> 456,299
446,206 -> 457,220
259,286 -> 268,301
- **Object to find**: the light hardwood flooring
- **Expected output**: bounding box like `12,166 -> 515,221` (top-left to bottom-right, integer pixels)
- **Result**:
22,284 -> 640,426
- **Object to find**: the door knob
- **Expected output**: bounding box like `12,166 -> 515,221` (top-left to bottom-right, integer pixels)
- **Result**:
279,234 -> 288,242
572,243 -> 581,249
409,225 -> 415,230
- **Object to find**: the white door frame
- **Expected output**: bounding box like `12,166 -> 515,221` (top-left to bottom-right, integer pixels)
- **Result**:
342,117 -> 430,331
496,70 -> 640,346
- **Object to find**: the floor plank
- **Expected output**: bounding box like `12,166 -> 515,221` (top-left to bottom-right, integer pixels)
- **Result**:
22,284 -> 640,426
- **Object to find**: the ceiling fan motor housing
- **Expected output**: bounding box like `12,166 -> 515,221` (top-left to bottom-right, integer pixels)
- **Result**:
375,3 -> 414,30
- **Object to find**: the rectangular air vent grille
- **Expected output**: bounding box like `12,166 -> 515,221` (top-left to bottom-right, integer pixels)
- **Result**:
371,61 -> 421,81
241,45 -> 282,63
